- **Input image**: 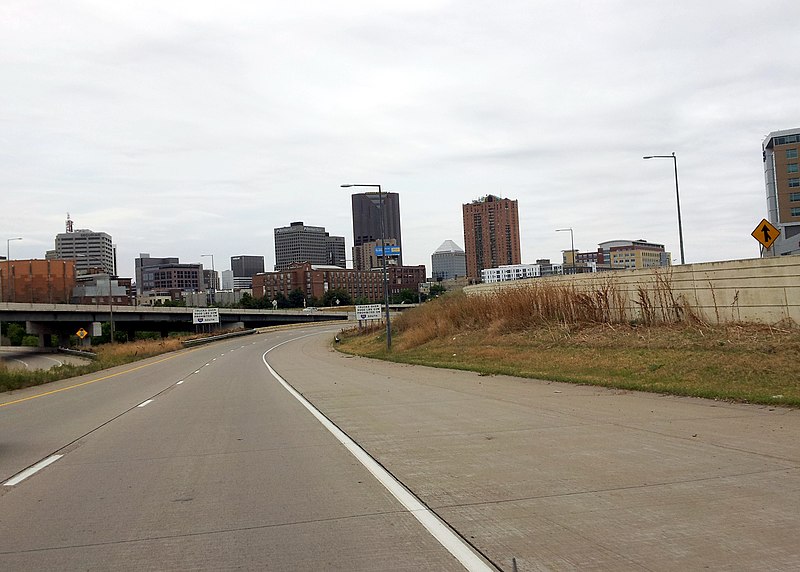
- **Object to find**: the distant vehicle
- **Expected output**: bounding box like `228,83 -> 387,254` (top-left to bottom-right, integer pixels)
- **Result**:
302,307 -> 318,312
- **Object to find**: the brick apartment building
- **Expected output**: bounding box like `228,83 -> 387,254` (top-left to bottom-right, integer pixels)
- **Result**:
253,262 -> 426,303
462,195 -> 521,281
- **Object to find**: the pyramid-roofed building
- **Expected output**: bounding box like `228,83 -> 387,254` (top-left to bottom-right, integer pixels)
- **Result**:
434,240 -> 465,254
431,240 -> 467,281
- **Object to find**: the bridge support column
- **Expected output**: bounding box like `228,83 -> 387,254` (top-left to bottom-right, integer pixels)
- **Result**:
26,321 -> 54,348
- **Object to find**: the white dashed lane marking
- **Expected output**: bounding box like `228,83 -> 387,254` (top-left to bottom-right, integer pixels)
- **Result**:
4,455 -> 64,487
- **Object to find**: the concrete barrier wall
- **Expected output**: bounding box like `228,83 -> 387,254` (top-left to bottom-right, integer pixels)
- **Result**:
464,256 -> 800,325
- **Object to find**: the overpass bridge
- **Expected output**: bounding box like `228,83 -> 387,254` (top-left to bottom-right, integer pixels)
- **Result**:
0,302 -> 348,347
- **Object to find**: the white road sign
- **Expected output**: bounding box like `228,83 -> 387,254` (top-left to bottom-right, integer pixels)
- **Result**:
192,308 -> 220,324
355,304 -> 382,321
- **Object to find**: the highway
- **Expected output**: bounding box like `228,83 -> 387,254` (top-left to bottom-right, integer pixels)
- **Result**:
2,324 -> 799,570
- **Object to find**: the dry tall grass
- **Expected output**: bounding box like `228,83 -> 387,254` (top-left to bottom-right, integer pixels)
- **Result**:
394,280 -> 695,350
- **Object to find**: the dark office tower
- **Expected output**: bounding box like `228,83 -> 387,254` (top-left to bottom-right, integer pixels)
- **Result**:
351,192 -> 402,268
462,195 -> 521,281
230,255 -> 265,289
274,221 -> 346,271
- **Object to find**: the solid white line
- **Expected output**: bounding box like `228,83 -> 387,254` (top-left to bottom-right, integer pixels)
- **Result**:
12,358 -> 29,368
137,399 -> 154,408
262,337 -> 493,572
42,356 -> 64,366
4,455 -> 64,486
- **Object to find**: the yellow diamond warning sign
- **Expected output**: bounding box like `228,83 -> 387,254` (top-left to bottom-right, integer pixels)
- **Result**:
751,219 -> 780,250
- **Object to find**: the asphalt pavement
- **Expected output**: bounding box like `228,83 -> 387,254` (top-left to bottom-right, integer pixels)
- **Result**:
2,324 -> 799,571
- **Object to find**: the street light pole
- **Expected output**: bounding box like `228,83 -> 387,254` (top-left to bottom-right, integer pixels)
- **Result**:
6,237 -> 22,262
556,228 -> 575,274
2,239 -> 22,344
201,254 -> 215,306
0,238 -> 18,346
643,152 -> 685,265
341,184 -> 391,351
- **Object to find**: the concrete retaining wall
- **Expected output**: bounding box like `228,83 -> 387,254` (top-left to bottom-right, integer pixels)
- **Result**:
464,256 -> 800,325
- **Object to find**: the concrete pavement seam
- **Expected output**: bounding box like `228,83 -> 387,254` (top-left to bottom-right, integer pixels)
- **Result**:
262,332 -> 500,572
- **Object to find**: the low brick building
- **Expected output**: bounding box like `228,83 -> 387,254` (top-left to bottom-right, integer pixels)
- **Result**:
0,259 -> 76,303
253,262 -> 427,303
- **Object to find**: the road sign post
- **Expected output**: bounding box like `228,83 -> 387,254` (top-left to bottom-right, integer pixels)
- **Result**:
355,304 -> 382,331
751,219 -> 780,251
192,308 -> 220,325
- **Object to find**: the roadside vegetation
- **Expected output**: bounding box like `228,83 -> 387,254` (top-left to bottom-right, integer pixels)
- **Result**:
0,336 -> 187,394
337,285 -> 800,407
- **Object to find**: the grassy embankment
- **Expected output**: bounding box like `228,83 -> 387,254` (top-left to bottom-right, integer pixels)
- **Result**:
0,338 -> 185,393
338,284 -> 800,407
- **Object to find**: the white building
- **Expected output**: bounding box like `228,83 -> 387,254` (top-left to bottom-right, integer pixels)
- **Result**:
482,263 -> 565,283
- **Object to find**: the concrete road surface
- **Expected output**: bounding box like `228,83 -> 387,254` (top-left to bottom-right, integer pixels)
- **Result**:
269,329 -> 800,571
2,324 -> 799,570
0,347 -> 89,371
0,328 -> 478,571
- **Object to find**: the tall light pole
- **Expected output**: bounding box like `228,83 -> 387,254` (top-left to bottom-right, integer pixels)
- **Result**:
341,184 -> 391,351
643,152 -> 685,265
0,238 -> 17,346
6,237 -> 22,262
201,254 -> 215,305
556,228 -> 575,274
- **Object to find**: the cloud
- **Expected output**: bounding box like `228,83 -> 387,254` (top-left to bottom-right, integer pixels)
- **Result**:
1,0 -> 798,276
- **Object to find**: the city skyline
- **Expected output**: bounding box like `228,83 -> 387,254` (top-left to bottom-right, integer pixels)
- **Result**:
2,3 -> 798,278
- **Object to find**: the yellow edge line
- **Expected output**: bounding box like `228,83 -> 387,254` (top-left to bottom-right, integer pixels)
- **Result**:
0,350 -> 196,409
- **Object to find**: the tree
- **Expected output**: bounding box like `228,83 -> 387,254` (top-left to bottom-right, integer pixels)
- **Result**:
321,288 -> 352,307
288,289 -> 306,308
391,289 -> 418,304
6,323 -> 26,346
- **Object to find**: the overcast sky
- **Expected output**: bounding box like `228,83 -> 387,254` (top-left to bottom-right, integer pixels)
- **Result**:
2,1 -> 798,278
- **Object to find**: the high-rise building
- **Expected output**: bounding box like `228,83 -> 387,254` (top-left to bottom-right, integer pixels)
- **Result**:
763,128 -> 800,256
221,270 -> 234,290
325,234 -> 346,269
231,255 -> 265,289
274,222 -> 346,271
431,240 -> 467,281
462,195 -> 521,281
135,253 -> 179,294
351,192 -> 402,268
55,228 -> 116,276
352,239 -> 398,272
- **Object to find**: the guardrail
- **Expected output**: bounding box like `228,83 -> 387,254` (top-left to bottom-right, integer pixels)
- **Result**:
181,329 -> 257,347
